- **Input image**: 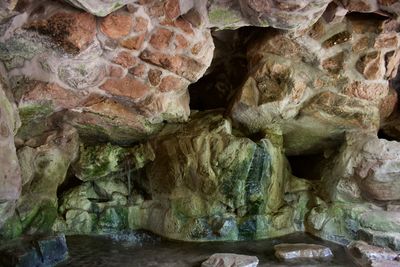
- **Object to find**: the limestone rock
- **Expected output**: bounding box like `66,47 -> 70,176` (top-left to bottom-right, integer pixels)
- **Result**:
322,133 -> 400,202
206,0 -> 331,31
201,253 -> 259,267
339,0 -> 400,16
347,240 -> 400,267
0,126 -> 79,239
230,10 -> 400,155
274,243 -> 333,260
63,0 -> 129,16
137,111 -> 297,240
0,78 -> 20,229
0,234 -> 68,267
2,0 -> 214,144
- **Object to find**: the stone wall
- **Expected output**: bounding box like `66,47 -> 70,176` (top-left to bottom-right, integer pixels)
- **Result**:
0,0 -> 400,254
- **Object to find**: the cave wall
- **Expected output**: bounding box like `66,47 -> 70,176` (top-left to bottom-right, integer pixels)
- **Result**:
1,0 -> 400,252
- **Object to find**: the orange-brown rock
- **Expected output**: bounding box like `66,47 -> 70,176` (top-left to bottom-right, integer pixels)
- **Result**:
100,13 -> 132,39
149,28 -> 174,50
120,34 -> 146,50
159,75 -> 182,92
100,76 -> 149,99
27,12 -> 96,53
113,51 -> 137,68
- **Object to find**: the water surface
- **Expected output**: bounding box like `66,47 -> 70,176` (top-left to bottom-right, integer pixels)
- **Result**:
59,232 -> 355,267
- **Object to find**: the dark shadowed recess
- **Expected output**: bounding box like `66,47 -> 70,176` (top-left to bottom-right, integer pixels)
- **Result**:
189,27 -> 267,111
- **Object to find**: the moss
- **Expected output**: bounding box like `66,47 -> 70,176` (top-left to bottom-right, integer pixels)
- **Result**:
75,143 -> 127,181
0,216 -> 23,241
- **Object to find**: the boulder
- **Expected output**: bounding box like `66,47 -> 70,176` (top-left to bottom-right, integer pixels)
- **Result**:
0,234 -> 68,267
274,243 -> 333,260
201,253 -> 259,267
229,9 -> 400,155
322,133 -> 400,202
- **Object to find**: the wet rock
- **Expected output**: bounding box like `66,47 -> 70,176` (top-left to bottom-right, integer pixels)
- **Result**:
347,240 -> 400,267
0,234 -> 68,267
274,243 -> 333,260
229,10 -> 400,155
201,253 -> 259,267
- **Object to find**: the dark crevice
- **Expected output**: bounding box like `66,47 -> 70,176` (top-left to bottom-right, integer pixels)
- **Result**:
287,153 -> 326,180
57,166 -> 82,199
189,27 -> 265,111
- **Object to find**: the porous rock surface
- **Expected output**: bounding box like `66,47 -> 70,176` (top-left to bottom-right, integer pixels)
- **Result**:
2,0 -> 213,144
1,0 -> 400,257
230,8 -> 400,155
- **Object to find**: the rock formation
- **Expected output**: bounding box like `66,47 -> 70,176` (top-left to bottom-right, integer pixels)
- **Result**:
1,0 -> 400,263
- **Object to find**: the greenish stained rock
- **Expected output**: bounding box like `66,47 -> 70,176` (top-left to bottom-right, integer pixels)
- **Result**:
0,35 -> 45,70
97,206 -> 128,232
136,111 -> 291,241
74,143 -> 127,181
65,210 -> 96,234
208,8 -> 244,29
17,102 -> 54,139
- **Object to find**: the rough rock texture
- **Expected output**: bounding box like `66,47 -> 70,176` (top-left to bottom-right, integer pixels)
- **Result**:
1,0 -> 214,144
206,0 -> 331,30
347,240 -> 400,267
0,234 -> 68,267
0,126 -> 79,240
306,133 -> 400,248
201,253 -> 259,267
56,111 -> 310,240
230,10 -> 400,155
63,0 -> 129,16
274,243 -> 333,260
0,78 -> 21,229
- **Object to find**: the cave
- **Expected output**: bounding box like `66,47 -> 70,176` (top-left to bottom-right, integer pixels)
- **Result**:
1,0 -> 400,266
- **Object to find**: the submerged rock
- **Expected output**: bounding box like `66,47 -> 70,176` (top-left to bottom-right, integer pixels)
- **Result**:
274,243 -> 333,260
201,253 -> 259,267
0,234 -> 68,267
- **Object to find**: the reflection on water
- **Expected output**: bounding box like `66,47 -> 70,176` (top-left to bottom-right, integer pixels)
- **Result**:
59,232 -> 355,267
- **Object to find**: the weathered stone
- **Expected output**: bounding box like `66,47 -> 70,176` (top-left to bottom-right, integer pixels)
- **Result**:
348,240 -> 400,267
0,78 -> 20,229
1,0 -> 214,144
0,126 -> 79,239
201,253 -> 259,267
206,0 -> 331,30
322,133 -> 400,202
120,34 -> 146,50
27,12 -> 96,53
0,234 -> 68,267
63,0 -> 129,16
230,10 -> 400,155
100,13 -> 132,39
100,76 -> 149,99
274,243 -> 333,260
